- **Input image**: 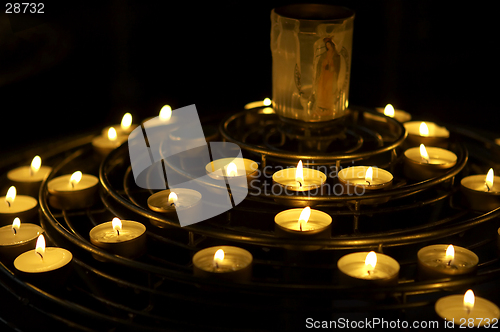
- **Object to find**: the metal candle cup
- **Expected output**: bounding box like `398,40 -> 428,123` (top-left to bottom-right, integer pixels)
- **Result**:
0,189 -> 38,226
147,188 -> 202,227
192,246 -> 253,282
417,244 -> 478,280
435,293 -> 500,327
89,220 -> 147,260
461,174 -> 500,212
337,252 -> 400,286
0,222 -> 44,262
47,173 -> 99,210
337,166 -> 393,204
404,121 -> 449,148
274,208 -> 332,251
403,146 -> 457,181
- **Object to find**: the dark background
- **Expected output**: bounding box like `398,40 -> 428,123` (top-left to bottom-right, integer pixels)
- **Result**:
1,1 -> 498,158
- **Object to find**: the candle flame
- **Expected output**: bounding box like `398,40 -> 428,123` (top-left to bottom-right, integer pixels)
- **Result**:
420,144 -> 430,163
365,251 -> 377,271
168,192 -> 178,205
486,168 -> 494,191
226,162 -> 238,177
35,234 -> 45,259
365,167 -> 373,185
296,160 -> 304,187
108,127 -> 117,141
263,98 -> 272,106
121,113 -> 132,130
419,122 -> 429,137
70,171 -> 83,188
298,206 -> 311,231
12,217 -> 21,235
159,105 -> 172,121
31,156 -> 42,175
6,186 -> 16,206
445,244 -> 455,265
112,217 -> 122,235
213,249 -> 224,268
464,289 -> 475,312
383,104 -> 395,117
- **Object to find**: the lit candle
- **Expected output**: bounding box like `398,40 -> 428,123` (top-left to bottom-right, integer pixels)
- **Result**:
147,188 -> 202,227
0,217 -> 44,261
274,207 -> 332,250
7,156 -> 52,196
0,186 -> 38,225
403,144 -> 457,181
205,157 -> 259,185
404,121 -> 450,148
47,171 -> 99,210
192,246 -> 253,282
272,160 -> 326,192
89,218 -> 147,260
338,166 -> 393,194
14,234 -> 72,278
417,244 -> 478,280
337,251 -> 400,286
244,98 -> 272,110
92,127 -> 128,156
461,168 -> 500,211
435,289 -> 500,327
376,104 -> 412,122
102,112 -> 137,137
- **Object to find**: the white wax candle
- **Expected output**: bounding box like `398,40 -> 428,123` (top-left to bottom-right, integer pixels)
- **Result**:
0,223 -> 43,246
193,246 -> 252,274
7,165 -> 52,183
337,252 -> 400,281
0,196 -> 37,214
338,166 -> 393,190
14,247 -> 72,273
274,208 -> 331,232
376,105 -> 412,122
272,167 -> 326,191
404,146 -> 457,165
89,220 -> 146,244
148,188 -> 202,213
417,244 -> 478,278
461,174 -> 500,193
436,295 -> 500,327
91,132 -> 127,154
47,173 -> 98,192
404,121 -> 449,138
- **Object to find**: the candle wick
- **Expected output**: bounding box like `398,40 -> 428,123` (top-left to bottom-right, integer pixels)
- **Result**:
300,223 -> 302,232
170,202 -> 176,207
6,200 -> 11,208
298,180 -> 303,187
366,180 -> 371,186
367,270 -> 371,275
71,182 -> 75,189
447,259 -> 452,266
467,307 -> 470,315
12,228 -> 17,235
37,252 -> 43,261
116,229 -> 120,236
215,261 -> 219,269
486,182 -> 491,192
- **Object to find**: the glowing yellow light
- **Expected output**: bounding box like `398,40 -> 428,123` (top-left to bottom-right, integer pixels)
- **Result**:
30,156 -> 41,175
12,217 -> 21,235
121,113 -> 132,130
420,144 -> 430,163
296,160 -> 304,187
419,122 -> 429,137
486,168 -> 494,191
69,171 -> 82,188
263,98 -> 272,106
383,104 -> 395,117
365,167 -> 373,185
159,105 -> 172,121
108,127 -> 117,141
226,162 -> 238,177
445,244 -> 455,264
5,186 -> 16,207
298,206 -> 311,231
168,192 -> 178,205
464,289 -> 475,312
365,251 -> 377,271
112,217 -> 122,235
213,249 -> 225,268
35,234 -> 45,259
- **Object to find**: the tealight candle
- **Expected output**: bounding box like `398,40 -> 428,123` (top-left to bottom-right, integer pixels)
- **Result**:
92,127 -> 128,156
244,98 -> 272,110
7,155 -> 52,196
404,121 -> 450,148
89,218 -> 147,260
147,188 -> 202,227
205,157 -> 259,185
47,171 -> 99,210
403,144 -> 457,181
192,246 -> 252,282
337,251 -> 400,286
14,235 -> 72,281
0,186 -> 38,225
274,207 -> 332,250
0,217 -> 44,261
376,104 -> 411,122
435,289 -> 500,327
273,160 -> 326,192
461,168 -> 500,211
417,244 -> 478,280
102,112 -> 137,136
337,166 -> 393,204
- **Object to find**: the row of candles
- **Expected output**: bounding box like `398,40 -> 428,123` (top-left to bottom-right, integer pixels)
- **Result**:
1,102 -> 499,326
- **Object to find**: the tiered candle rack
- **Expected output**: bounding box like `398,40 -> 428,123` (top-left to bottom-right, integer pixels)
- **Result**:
1,106 -> 500,331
